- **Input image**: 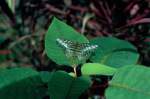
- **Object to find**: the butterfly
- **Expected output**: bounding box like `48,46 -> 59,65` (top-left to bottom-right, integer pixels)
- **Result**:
56,38 -> 98,65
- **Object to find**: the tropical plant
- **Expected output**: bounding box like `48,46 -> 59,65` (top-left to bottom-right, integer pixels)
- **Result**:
0,0 -> 150,99
0,17 -> 142,99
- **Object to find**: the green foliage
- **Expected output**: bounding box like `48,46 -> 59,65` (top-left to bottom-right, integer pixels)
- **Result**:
81,63 -> 117,76
0,17 -> 146,99
48,71 -> 92,99
0,55 -> 7,63
90,37 -> 139,68
0,36 -> 5,44
45,17 -> 88,66
44,18 -> 143,99
106,65 -> 150,99
40,71 -> 52,83
6,0 -> 15,13
0,67 -> 46,99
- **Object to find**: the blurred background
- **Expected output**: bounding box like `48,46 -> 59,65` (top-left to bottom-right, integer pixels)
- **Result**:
0,0 -> 150,98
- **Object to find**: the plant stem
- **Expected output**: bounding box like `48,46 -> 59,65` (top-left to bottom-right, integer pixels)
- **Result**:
73,65 -> 77,77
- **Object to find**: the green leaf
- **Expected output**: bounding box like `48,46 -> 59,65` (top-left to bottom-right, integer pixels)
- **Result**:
0,36 -> 5,44
0,67 -> 46,99
106,65 -> 150,99
0,55 -> 7,62
45,17 -> 88,66
81,63 -> 117,76
6,0 -> 15,13
40,71 -> 53,83
48,71 -> 92,99
90,37 -> 139,68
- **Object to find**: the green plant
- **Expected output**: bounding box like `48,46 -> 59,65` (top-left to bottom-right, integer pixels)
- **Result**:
0,17 -> 149,99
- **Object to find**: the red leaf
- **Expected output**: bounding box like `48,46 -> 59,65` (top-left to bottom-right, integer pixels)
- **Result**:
127,18 -> 150,26
0,50 -> 11,55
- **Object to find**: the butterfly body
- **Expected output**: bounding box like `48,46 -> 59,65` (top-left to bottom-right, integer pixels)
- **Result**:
56,38 -> 98,65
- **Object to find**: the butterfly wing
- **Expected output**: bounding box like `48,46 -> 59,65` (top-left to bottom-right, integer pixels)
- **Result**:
56,38 -> 71,49
56,38 -> 98,65
77,43 -> 98,62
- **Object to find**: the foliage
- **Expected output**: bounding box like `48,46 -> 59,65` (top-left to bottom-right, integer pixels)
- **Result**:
0,67 -> 46,99
106,65 -> 150,99
90,37 -> 139,68
48,71 -> 91,99
0,17 -> 142,99
0,0 -> 150,99
44,17 -> 141,99
81,63 -> 117,76
45,17 -> 88,66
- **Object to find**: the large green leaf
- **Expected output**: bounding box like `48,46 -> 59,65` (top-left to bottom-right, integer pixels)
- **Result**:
0,68 -> 46,99
45,17 -> 88,66
106,65 -> 150,99
48,71 -> 92,99
81,63 -> 117,76
90,37 -> 139,68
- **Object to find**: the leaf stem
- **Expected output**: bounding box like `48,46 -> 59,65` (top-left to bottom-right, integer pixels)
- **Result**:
73,66 -> 77,77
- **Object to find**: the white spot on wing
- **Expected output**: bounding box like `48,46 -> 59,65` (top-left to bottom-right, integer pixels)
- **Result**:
56,38 -> 68,48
